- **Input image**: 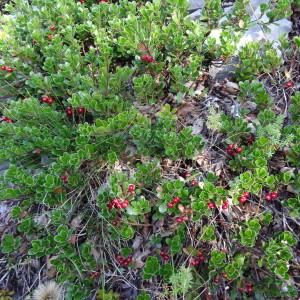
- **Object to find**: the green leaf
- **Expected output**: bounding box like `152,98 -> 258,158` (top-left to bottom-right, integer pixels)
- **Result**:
143,256 -> 160,279
1,234 -> 21,253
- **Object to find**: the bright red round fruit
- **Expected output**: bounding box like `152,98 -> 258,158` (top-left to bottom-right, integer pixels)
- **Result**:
47,97 -> 54,104
235,147 -> 243,153
77,107 -> 86,114
172,196 -> 180,204
1,66 -> 7,71
128,184 -> 135,193
6,68 -> 14,73
208,202 -> 216,209
191,180 -> 198,186
243,192 -> 250,198
66,106 -> 73,115
265,194 -> 272,201
34,148 -> 41,155
284,81 -> 294,88
270,191 -> 278,199
175,217 -> 184,223
50,25 -> 56,31
239,196 -> 247,204
167,202 -> 174,208
222,200 -> 229,209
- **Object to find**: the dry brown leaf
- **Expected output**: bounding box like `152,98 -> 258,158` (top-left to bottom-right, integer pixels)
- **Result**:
176,102 -> 196,117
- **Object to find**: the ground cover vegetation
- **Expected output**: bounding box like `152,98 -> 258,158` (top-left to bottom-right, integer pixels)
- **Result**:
0,0 -> 300,299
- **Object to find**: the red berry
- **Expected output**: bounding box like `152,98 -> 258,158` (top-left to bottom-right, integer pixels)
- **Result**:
66,106 -> 73,115
265,194 -> 272,201
270,191 -> 278,199
60,175 -> 68,183
208,202 -> 216,209
222,200 -> 229,209
141,54 -> 155,63
246,135 -> 255,145
121,201 -> 128,209
227,144 -> 235,150
167,202 -> 174,208
235,147 -> 243,153
42,96 -> 48,103
34,148 -> 41,155
1,116 -> 13,123
239,196 -> 248,204
190,259 -> 199,266
6,68 -> 14,73
126,256 -> 132,263
246,286 -> 253,293
50,25 -> 56,31
99,0 -> 108,2
46,97 -> 54,104
183,171 -> 190,178
175,217 -> 184,223
284,81 -> 294,88
243,192 -> 250,198
191,180 -> 198,186
128,184 -> 135,193
47,34 -> 53,40
77,107 -> 86,114
173,197 -> 180,204
1,66 -> 7,71
107,202 -> 113,210
80,0 -> 85,3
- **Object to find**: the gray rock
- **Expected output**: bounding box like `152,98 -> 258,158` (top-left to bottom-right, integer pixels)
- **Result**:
209,56 -> 240,82
188,9 -> 202,20
0,161 -> 9,174
188,0 -> 205,11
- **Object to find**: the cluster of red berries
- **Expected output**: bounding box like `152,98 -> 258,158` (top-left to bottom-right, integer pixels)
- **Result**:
60,175 -> 68,184
239,282 -> 253,294
116,255 -> 132,267
238,191 -> 250,204
190,251 -> 205,266
107,198 -> 129,210
65,106 -> 86,116
140,54 -> 155,63
265,191 -> 278,202
167,196 -> 180,208
1,66 -> 14,73
0,116 -> 13,123
159,250 -> 170,261
175,215 -> 188,223
128,184 -> 135,193
226,144 -> 243,156
41,96 -> 54,105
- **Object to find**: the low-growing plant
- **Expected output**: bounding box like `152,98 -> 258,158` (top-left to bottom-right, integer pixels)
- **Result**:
0,0 -> 299,299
